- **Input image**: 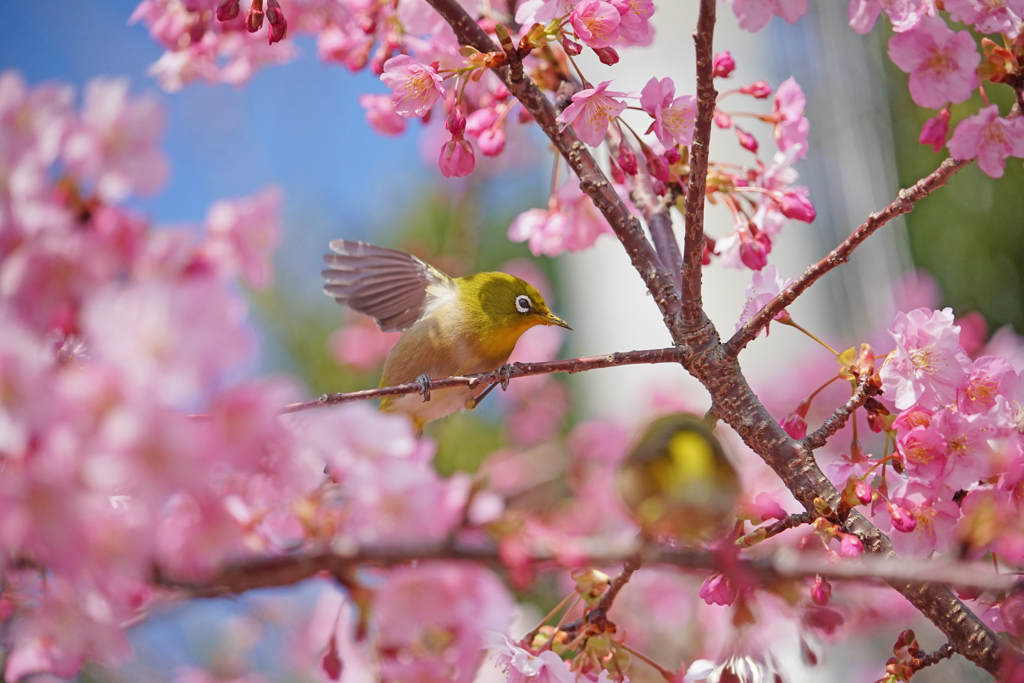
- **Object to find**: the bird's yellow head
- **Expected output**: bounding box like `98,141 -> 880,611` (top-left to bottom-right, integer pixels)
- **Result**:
456,272 -> 571,359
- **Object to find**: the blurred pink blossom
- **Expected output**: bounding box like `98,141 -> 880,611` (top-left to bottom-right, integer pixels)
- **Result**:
202,186 -> 282,289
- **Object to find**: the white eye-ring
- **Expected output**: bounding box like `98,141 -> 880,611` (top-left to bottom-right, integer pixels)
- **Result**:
515,294 -> 532,313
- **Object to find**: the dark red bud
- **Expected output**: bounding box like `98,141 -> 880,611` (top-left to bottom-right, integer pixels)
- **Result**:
854,480 -> 872,505
593,46 -> 619,65
651,179 -> 667,196
216,0 -> 240,20
647,155 -> 670,182
446,107 -> 467,136
245,0 -> 264,32
713,50 -> 736,78
610,160 -> 626,184
739,80 -> 772,98
562,36 -> 583,56
266,0 -> 286,42
664,147 -> 681,164
778,191 -> 816,223
811,575 -> 831,606
322,639 -> 343,680
735,126 -> 758,153
492,83 -> 510,101
714,109 -> 732,129
618,146 -> 638,175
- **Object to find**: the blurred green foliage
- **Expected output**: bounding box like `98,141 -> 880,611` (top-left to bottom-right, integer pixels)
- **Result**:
882,27 -> 1024,332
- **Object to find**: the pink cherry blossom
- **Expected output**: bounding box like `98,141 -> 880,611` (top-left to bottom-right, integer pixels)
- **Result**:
556,80 -> 631,147
375,563 -> 515,683
887,16 -> 980,109
941,409 -> 994,490
873,483 -> 959,559
329,314 -> 400,371
515,0 -> 574,25
488,634 -> 575,683
919,109 -> 950,152
201,186 -> 282,289
358,93 -> 406,135
82,277 -> 254,406
879,307 -> 971,411
508,181 -> 625,256
570,0 -> 621,48
959,356 -> 1017,415
948,105 -> 1024,179
439,137 -> 475,178
771,77 -> 809,159
944,0 -> 1024,39
62,77 -> 169,203
611,0 -> 656,44
699,573 -> 737,606
380,55 -> 446,118
847,0 -> 934,34
736,265 -> 793,336
729,0 -> 809,33
895,406 -> 949,481
639,77 -> 697,148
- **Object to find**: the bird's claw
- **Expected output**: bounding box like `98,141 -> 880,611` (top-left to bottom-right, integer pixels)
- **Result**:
416,374 -> 432,402
499,363 -> 515,391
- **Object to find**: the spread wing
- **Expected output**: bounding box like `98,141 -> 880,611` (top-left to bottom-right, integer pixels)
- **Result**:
322,239 -> 451,332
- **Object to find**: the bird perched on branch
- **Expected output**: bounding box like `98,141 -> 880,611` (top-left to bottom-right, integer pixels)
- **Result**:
322,239 -> 572,432
616,413 -> 741,543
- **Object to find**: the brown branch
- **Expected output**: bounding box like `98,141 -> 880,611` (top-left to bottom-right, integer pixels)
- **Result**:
724,158 -> 971,357
907,643 -> 955,675
802,379 -> 879,450
158,542 -> 1024,600
607,128 -> 682,290
679,0 -> 717,329
277,347 -> 681,414
737,511 -> 815,546
596,554 -> 641,614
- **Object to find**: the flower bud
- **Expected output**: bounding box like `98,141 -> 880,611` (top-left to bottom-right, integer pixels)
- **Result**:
735,126 -> 758,153
839,532 -> 864,556
439,138 -> 475,178
713,50 -> 736,78
245,0 -> 264,32
781,412 -> 807,439
739,235 -> 768,271
610,159 -> 626,183
652,179 -> 667,196
919,109 -> 950,153
562,36 -> 583,56
216,0 -> 241,21
714,110 -> 732,129
266,0 -> 287,43
887,502 -> 917,533
740,80 -> 772,98
478,126 -> 506,156
593,46 -> 620,65
446,107 -> 467,136
664,147 -> 682,165
647,154 -> 671,182
618,145 -> 638,175
322,638 -> 343,680
492,82 -> 510,101
778,191 -> 816,223
811,575 -> 831,606
571,568 -> 610,606
699,573 -> 736,606
854,480 -> 872,505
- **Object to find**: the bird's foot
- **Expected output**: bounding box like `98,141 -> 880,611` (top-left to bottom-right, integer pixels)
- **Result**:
416,374 -> 432,402
499,363 -> 516,391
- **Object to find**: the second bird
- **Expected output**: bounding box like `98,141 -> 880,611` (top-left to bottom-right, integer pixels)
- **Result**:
322,240 -> 572,432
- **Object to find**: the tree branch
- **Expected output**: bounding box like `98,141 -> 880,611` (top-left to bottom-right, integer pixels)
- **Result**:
723,158 -> 972,357
802,378 -> 879,450
159,542 -> 1024,599
277,347 -> 682,414
679,0 -> 717,329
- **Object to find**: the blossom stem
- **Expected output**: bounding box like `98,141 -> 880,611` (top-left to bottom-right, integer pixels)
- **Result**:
776,318 -> 840,357
614,641 -> 675,680
527,590 -> 578,639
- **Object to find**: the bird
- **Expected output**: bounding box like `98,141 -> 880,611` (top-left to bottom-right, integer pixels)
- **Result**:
322,239 -> 572,432
616,413 -> 741,543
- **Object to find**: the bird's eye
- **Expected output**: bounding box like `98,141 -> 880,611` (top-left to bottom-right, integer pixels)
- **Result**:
515,294 -> 532,313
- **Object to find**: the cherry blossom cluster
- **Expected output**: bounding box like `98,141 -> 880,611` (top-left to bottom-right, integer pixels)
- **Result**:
0,71 -> 512,681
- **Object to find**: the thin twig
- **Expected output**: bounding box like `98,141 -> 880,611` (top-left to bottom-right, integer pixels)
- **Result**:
907,643 -> 955,674
276,347 -> 682,415
596,554 -> 641,615
679,0 -> 717,329
736,511 -> 815,547
802,379 -> 879,450
724,158 -> 972,356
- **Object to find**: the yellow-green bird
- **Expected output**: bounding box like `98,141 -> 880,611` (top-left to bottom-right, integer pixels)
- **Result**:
616,413 -> 741,543
322,240 -> 572,432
